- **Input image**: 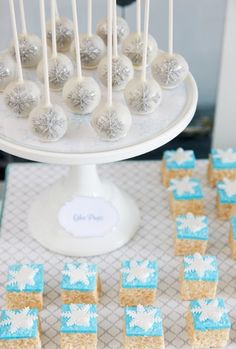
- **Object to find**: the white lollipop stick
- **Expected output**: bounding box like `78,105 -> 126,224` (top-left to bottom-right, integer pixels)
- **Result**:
141,0 -> 150,81
71,0 -> 82,81
168,0 -> 173,55
113,0 -> 118,58
88,0 -> 92,37
55,0 -> 59,19
40,0 -> 51,107
136,0 -> 141,36
107,0 -> 113,106
51,0 -> 58,58
19,0 -> 27,35
9,0 -> 23,83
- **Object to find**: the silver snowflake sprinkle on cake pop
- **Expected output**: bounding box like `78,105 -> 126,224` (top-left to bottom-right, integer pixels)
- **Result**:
103,58 -> 131,88
5,85 -> 38,116
49,62 -> 71,89
11,38 -> 39,66
47,22 -> 73,52
154,57 -> 185,86
67,85 -> 96,112
97,17 -> 129,44
80,39 -> 102,66
124,36 -> 151,66
0,63 -> 10,81
32,109 -> 66,140
94,110 -> 124,140
128,84 -> 160,113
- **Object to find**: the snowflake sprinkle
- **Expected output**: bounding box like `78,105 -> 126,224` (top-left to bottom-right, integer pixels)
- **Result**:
177,213 -> 207,233
67,85 -> 96,112
124,36 -> 151,66
192,299 -> 225,323
62,264 -> 96,286
62,304 -> 97,328
122,261 -> 155,283
184,253 -> 216,279
214,149 -> 236,164
31,109 -> 66,141
0,63 -> 10,81
0,308 -> 37,334
218,178 -> 236,197
128,84 -> 160,113
11,38 -> 39,66
154,57 -> 185,86
5,84 -> 38,116
167,148 -> 193,165
102,58 -> 131,87
127,305 -> 162,332
49,61 -> 71,88
47,23 -> 73,51
7,265 -> 38,291
80,39 -> 102,66
168,177 -> 198,196
93,109 -> 124,140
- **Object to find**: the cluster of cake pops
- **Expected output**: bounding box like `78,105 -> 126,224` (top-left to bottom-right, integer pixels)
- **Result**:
0,0 -> 189,143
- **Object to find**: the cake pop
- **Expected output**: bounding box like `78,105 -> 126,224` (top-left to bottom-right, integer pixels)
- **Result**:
46,0 -> 74,53
4,0 -> 40,118
0,52 -> 16,92
151,0 -> 189,89
9,0 -> 42,68
122,0 -> 157,70
92,0 -> 132,141
37,0 -> 74,91
29,0 -> 67,142
63,0 -> 101,114
71,0 -> 105,70
96,15 -> 129,45
97,0 -> 133,91
124,0 -> 162,115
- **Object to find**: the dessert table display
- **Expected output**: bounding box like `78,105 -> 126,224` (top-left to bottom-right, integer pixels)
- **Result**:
0,0 -> 198,256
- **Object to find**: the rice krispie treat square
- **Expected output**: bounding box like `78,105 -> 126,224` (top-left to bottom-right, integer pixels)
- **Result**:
61,263 -> 101,304
161,148 -> 196,187
208,148 -> 236,187
229,216 -> 236,259
60,304 -> 97,349
186,298 -> 231,348
0,308 -> 41,349
216,178 -> 236,220
168,177 -> 204,217
119,260 -> 158,306
174,213 -> 208,256
180,253 -> 218,301
124,305 -> 164,349
5,264 -> 44,311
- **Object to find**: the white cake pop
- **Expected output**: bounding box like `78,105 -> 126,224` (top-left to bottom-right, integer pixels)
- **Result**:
151,52 -> 189,89
0,52 -> 16,92
122,0 -> 157,70
92,0 -> 132,141
37,0 -> 74,91
96,16 -> 129,45
124,0 -> 162,115
46,4 -> 74,53
98,0 -> 133,91
123,32 -> 157,70
63,0 -> 101,115
63,76 -> 101,114
4,80 -> 41,118
151,0 -> 189,89
10,33 -> 42,68
30,0 -> 68,142
29,104 -> 67,142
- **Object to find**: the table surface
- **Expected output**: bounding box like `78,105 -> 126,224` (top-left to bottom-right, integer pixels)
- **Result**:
0,161 -> 235,348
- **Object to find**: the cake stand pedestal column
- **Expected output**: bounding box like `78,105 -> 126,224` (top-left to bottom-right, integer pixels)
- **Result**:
28,164 -> 140,256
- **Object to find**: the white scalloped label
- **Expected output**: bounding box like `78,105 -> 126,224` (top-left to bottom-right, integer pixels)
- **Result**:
58,197 -> 119,238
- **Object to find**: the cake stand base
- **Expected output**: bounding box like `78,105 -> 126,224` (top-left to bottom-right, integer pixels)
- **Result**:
28,164 -> 140,256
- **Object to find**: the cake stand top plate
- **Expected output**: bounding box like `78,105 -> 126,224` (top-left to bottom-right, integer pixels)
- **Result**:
0,73 -> 197,165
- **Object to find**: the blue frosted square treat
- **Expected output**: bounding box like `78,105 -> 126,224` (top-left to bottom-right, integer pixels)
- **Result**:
229,217 -> 236,259
61,304 -> 97,349
0,308 -> 41,348
187,299 -> 231,348
61,263 -> 101,304
6,264 -> 44,310
216,178 -> 236,220
119,261 -> 158,306
180,253 -> 218,300
175,213 -> 208,256
124,305 -> 164,349
162,148 -> 196,187
168,177 -> 204,217
208,148 -> 236,187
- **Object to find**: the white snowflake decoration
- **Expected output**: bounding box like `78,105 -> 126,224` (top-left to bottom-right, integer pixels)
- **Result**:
218,178 -> 236,197
184,253 -> 216,279
128,84 -> 160,113
178,213 -> 206,233
168,177 -> 198,196
214,148 -> 236,164
167,148 -> 193,165
154,57 -> 185,85
7,266 -> 38,291
63,264 -> 96,286
192,300 -> 225,323
127,305 -> 161,332
5,85 -> 38,116
62,304 -> 97,328
32,109 -> 66,141
122,261 -> 155,283
0,308 -> 37,334
94,109 -> 124,140
80,39 -> 102,65
67,85 -> 96,112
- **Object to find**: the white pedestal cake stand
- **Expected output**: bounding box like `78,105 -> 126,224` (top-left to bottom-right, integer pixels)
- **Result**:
0,73 -> 198,256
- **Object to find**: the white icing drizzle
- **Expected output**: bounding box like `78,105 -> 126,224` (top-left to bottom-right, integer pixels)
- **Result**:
192,299 -> 225,323
178,213 -> 207,233
218,178 -> 236,197
168,177 -> 198,196
62,304 -> 97,327
167,148 -> 193,165
184,253 -> 215,278
127,305 -> 161,331
122,261 -> 155,283
214,148 -> 236,163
